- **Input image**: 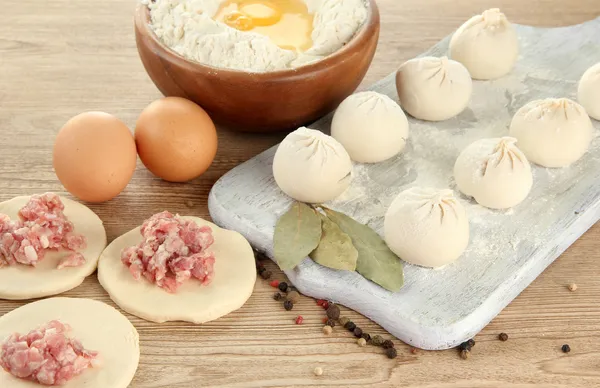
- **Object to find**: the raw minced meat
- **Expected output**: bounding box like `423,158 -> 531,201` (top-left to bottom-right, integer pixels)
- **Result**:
0,193 -> 86,269
121,211 -> 215,293
0,320 -> 98,386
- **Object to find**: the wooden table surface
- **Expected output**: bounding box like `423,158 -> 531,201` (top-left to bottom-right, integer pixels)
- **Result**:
2,1 -> 600,387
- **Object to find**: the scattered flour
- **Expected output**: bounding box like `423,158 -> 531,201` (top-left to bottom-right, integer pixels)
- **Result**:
142,0 -> 368,72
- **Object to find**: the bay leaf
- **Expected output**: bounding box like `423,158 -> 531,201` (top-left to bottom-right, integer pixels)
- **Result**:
274,201 -> 322,270
323,208 -> 404,292
310,213 -> 358,271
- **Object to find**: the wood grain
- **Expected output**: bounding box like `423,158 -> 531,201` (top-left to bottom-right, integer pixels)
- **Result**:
1,0 -> 600,386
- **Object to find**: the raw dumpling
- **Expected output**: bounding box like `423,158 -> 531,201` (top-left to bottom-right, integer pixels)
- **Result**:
396,56 -> 472,121
273,127 -> 352,203
509,98 -> 594,168
384,187 -> 469,268
331,91 -> 409,163
449,8 -> 518,80
454,137 -> 532,209
578,62 -> 600,121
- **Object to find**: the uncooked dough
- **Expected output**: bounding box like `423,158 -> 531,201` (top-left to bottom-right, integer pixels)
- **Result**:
0,297 -> 139,388
449,8 -> 519,80
578,62 -> 600,121
273,127 -> 352,203
509,98 -> 594,168
384,187 -> 469,268
396,56 -> 472,121
0,196 -> 107,300
331,91 -> 409,163
454,137 -> 532,209
98,217 -> 256,324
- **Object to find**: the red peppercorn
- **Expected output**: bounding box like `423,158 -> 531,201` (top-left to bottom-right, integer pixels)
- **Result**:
322,317 -> 328,324
322,301 -> 330,310
270,280 -> 280,288
295,316 -> 304,325
317,299 -> 326,306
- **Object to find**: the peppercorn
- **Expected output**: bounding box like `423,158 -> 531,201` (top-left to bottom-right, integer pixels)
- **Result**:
344,321 -> 356,331
382,340 -> 394,349
322,325 -> 333,335
325,319 -> 336,328
286,291 -> 300,303
460,349 -> 470,360
499,333 -> 509,342
322,317 -> 328,324
278,282 -> 289,293
361,333 -> 371,342
353,327 -> 363,338
326,304 -> 340,320
313,367 -> 323,376
260,270 -> 272,280
273,292 -> 283,301
357,338 -> 367,347
316,299 -> 326,306
322,301 -> 330,310
371,335 -> 384,346
562,344 -> 571,353
410,347 -> 418,355
270,280 -> 280,288
385,347 -> 398,359
295,316 -> 304,325
467,339 -> 475,348
284,300 -> 294,311
568,283 -> 578,292
339,317 -> 350,327
458,341 -> 473,352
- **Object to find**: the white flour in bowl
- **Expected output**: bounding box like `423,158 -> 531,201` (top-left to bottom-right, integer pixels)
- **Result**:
141,0 -> 369,72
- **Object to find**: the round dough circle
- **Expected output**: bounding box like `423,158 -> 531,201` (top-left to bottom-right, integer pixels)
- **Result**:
509,98 -> 594,168
98,217 -> 256,323
578,62 -> 600,121
395,56 -> 472,121
0,297 -> 139,388
384,187 -> 469,268
331,91 -> 409,163
273,127 -> 352,203
454,137 -> 533,209
0,196 -> 107,300
449,8 -> 519,80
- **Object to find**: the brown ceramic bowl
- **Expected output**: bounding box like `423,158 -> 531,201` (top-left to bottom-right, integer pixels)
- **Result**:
134,2 -> 380,132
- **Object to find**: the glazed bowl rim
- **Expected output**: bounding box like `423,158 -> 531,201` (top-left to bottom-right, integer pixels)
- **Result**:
135,0 -> 380,78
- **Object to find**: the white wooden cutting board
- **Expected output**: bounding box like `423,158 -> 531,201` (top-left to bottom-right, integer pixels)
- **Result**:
208,17 -> 600,350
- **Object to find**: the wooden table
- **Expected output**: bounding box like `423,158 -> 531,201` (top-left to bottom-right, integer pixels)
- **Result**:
2,1 -> 600,387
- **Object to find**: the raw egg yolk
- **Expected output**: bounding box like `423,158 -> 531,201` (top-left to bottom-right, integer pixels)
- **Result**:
215,0 -> 314,52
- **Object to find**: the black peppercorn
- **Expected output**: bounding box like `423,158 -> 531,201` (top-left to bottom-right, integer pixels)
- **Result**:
353,327 -> 363,338
382,340 -> 394,349
458,341 -> 473,352
284,300 -> 294,311
467,339 -> 475,348
344,321 -> 356,331
278,282 -> 289,293
326,304 -> 341,320
361,333 -> 371,342
325,319 -> 336,328
260,270 -> 272,280
273,292 -> 283,301
385,347 -> 398,359
460,349 -> 470,360
499,333 -> 509,341
561,344 -> 571,353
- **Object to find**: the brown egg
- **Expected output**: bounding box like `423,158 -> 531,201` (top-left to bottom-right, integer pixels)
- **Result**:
135,97 -> 218,182
53,112 -> 137,203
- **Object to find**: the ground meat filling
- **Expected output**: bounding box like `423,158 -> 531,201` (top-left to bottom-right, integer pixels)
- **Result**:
121,211 -> 216,293
0,193 -> 87,269
0,320 -> 98,386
